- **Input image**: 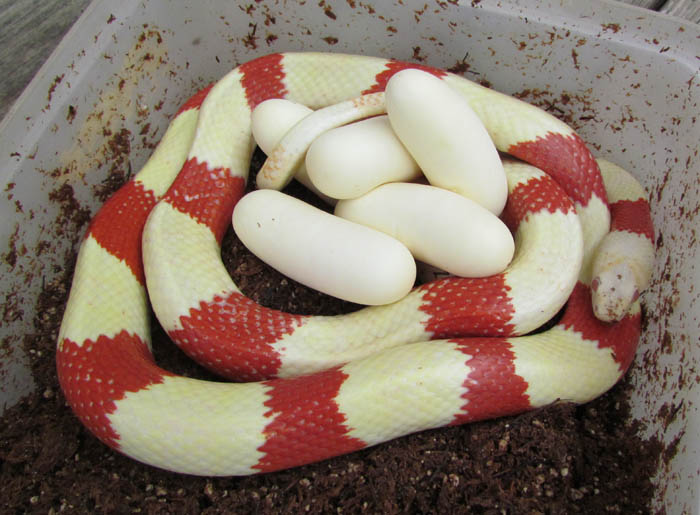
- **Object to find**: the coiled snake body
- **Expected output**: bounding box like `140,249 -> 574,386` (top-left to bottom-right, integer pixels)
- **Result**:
56,53 -> 654,476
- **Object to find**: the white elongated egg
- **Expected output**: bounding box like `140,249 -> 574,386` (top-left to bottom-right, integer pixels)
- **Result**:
385,69 -> 508,215
251,98 -> 312,154
232,189 -> 416,305
335,182 -> 514,277
251,99 -> 331,202
305,115 -> 421,199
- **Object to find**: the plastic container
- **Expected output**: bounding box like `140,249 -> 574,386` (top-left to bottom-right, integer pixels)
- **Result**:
0,1 -> 697,512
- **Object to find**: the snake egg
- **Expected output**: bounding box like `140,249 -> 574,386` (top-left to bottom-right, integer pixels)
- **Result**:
304,115 -> 421,199
252,98 -> 312,154
385,68 -> 508,215
251,99 -> 332,202
335,182 -> 514,277
232,189 -> 416,305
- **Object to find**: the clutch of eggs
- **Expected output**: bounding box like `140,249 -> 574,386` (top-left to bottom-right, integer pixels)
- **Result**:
234,69 -> 513,305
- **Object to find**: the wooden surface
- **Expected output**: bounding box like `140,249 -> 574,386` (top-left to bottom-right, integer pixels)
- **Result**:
0,0 -> 697,121
0,0 -> 91,120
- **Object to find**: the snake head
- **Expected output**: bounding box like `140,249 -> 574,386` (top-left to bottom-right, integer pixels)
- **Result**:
591,262 -> 639,323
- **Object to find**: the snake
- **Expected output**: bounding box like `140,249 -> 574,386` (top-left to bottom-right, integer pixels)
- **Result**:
56,52 -> 655,476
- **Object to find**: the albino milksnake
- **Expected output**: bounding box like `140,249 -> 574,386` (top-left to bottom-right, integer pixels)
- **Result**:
56,53 -> 654,476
